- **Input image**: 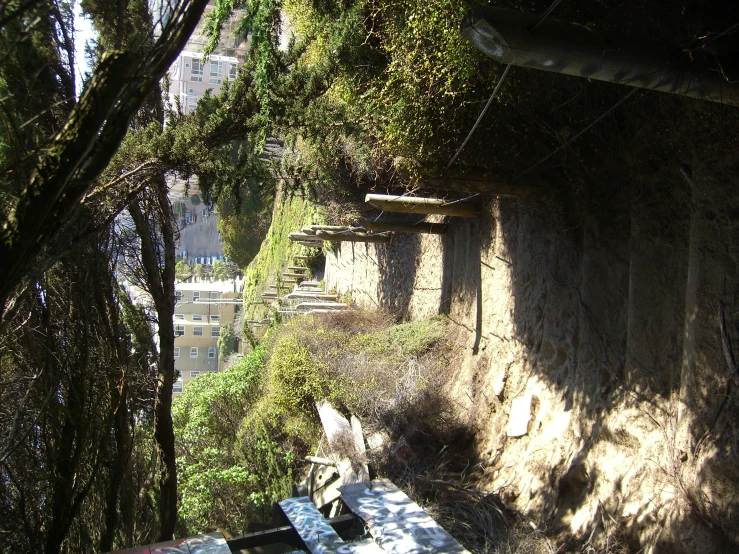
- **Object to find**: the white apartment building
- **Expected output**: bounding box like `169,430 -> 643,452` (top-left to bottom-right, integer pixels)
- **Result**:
172,280 -> 243,393
168,51 -> 239,114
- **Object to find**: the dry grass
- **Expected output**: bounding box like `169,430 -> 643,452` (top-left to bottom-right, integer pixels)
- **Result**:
268,309 -> 637,553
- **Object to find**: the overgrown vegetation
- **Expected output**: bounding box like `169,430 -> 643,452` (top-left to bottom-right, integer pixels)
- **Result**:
217,322 -> 236,360
278,0 -> 493,182
240,190 -> 325,325
172,310 -> 454,536
173,345 -> 291,534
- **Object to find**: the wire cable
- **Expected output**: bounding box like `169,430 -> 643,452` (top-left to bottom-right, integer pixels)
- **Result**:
530,0 -> 565,31
517,88 -> 639,178
446,63 -> 512,169
446,0 -> 567,168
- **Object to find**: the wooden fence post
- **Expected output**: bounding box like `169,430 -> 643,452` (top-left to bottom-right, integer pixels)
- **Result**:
289,232 -> 323,242
310,225 -> 354,232
365,194 -> 480,217
356,217 -> 448,235
315,230 -> 391,243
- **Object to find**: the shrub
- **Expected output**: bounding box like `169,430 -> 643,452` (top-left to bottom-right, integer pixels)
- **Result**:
267,336 -> 332,412
217,322 -> 236,361
173,347 -> 272,534
173,309 -> 456,535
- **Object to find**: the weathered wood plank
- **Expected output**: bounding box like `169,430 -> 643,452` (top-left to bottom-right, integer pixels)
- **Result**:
365,193 -> 480,218
313,477 -> 343,509
296,302 -> 347,311
357,217 -> 449,235
340,480 -> 470,554
111,532 -> 230,554
278,497 -> 346,554
317,402 -> 353,451
350,416 -> 370,484
315,230 -> 390,243
226,515 -> 360,552
316,402 -> 371,487
348,539 -> 385,553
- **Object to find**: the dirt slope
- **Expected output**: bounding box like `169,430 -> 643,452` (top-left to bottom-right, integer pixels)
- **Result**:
324,153 -> 739,551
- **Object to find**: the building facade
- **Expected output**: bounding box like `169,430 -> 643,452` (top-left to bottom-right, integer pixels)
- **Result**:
172,281 -> 242,393
168,51 -> 239,114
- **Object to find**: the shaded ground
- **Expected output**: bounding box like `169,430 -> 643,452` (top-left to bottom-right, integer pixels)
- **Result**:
324,93 -> 739,551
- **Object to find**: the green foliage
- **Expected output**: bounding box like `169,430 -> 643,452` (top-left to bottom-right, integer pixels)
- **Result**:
172,307 -> 450,533
267,337 -> 332,412
203,0 -> 247,56
357,0 -> 488,167
173,347 -> 274,534
240,190 -> 324,326
212,259 -> 239,280
217,322 -> 236,360
216,176 -> 273,269
354,317 -> 448,361
189,194 -> 201,206
200,0 -> 496,192
240,0 -> 282,133
178,458 -> 266,532
192,263 -> 207,277
173,339 -> 309,535
175,259 -> 192,281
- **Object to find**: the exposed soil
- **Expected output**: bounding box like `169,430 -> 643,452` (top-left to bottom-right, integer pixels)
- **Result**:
323,95 -> 739,551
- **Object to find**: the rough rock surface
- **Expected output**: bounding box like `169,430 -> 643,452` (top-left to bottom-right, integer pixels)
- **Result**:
324,151 -> 739,552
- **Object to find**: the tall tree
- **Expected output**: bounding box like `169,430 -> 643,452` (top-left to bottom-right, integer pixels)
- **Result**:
0,0 -> 210,330
0,239 -> 157,553
118,177 -> 179,541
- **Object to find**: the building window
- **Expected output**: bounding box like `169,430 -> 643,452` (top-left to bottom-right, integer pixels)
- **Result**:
190,371 -> 200,378
175,324 -> 185,336
211,315 -> 220,323
211,325 -> 220,337
210,291 -> 219,299
175,291 -> 183,302
173,381 -> 183,393
209,61 -> 223,84
174,314 -> 184,320
229,63 -> 237,81
188,93 -> 199,111
191,58 -> 203,82
174,347 -> 180,358
192,314 -> 203,321
193,291 -> 200,301
190,347 -> 198,358
193,326 -> 203,336
208,347 -> 216,359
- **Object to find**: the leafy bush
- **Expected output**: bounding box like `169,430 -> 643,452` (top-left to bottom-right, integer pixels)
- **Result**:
173,309 -> 454,535
278,0 -> 495,183
217,322 -> 236,361
267,337 -> 332,412
212,259 -> 240,281
173,347 -> 276,534
176,259 -> 192,281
